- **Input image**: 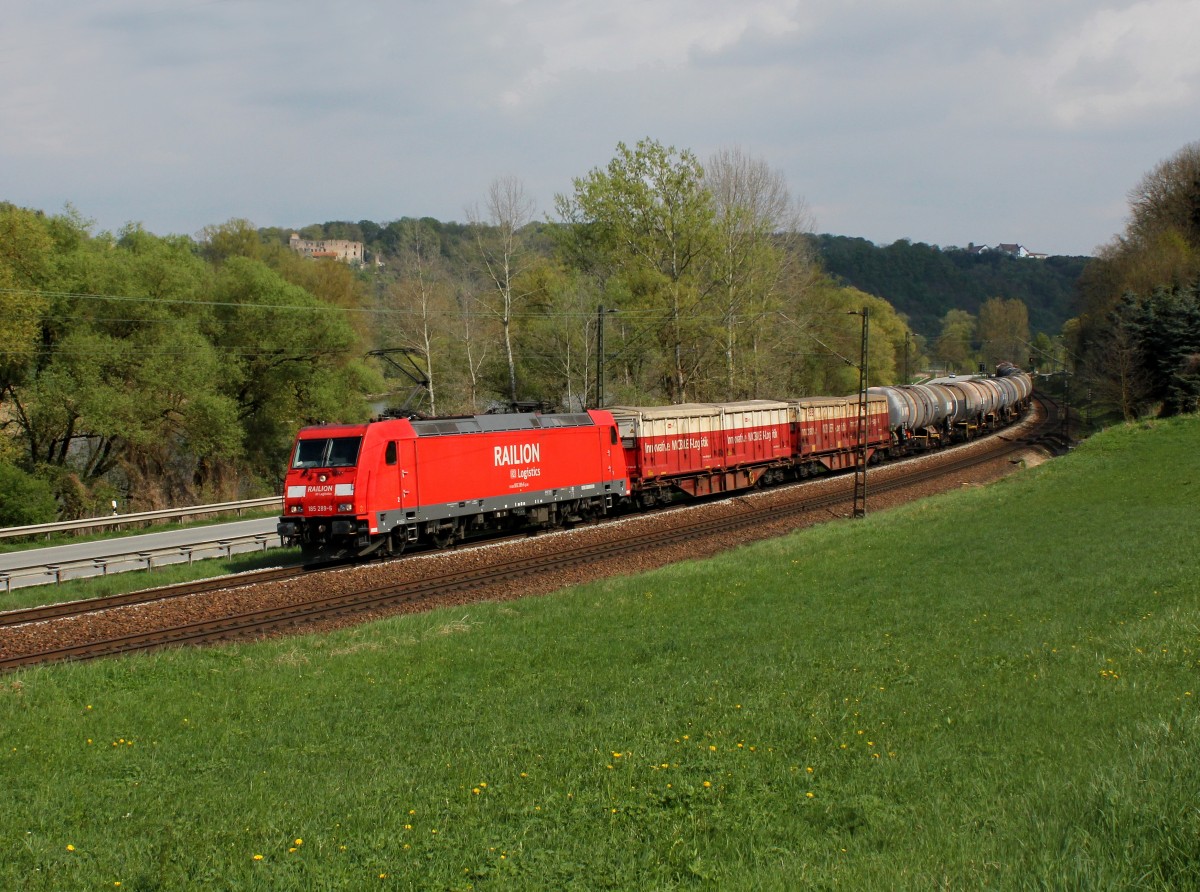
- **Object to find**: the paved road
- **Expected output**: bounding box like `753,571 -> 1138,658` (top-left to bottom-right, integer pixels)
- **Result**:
0,517 -> 284,592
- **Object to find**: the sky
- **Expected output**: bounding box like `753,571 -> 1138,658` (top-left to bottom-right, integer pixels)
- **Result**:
3,1 -> 1199,257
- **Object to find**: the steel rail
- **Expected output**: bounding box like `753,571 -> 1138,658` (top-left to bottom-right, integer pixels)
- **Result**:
1,401 -> 1055,670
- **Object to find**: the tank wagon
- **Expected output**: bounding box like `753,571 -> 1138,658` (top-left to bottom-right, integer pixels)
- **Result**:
279,367 -> 1032,562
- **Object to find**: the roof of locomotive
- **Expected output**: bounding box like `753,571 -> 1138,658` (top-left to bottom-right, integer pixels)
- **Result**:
409,411 -> 598,437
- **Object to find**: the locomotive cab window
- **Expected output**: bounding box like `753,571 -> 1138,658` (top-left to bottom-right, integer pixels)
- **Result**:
293,436 -> 363,469
385,441 -> 397,466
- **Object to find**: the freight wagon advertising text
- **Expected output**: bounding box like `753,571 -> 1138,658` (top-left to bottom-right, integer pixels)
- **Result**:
644,436 -> 710,454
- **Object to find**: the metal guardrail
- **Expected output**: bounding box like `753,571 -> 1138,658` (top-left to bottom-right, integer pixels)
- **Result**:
0,497 -> 282,541
0,532 -> 281,592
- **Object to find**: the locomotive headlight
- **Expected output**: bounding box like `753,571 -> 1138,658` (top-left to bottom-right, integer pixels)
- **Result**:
289,505 -> 304,514
337,502 -> 354,513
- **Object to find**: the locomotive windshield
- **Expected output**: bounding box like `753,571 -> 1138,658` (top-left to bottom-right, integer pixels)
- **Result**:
292,436 -> 362,469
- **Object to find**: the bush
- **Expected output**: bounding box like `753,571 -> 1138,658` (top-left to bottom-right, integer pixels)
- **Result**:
0,462 -> 58,526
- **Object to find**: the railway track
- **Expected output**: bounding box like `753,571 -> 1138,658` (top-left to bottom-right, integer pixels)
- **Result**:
0,399 -> 1059,671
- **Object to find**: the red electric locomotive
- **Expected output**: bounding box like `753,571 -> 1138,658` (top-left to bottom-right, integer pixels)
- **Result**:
277,410 -> 628,561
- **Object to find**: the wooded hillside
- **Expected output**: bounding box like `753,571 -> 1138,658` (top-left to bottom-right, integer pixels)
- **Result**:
810,235 -> 1090,338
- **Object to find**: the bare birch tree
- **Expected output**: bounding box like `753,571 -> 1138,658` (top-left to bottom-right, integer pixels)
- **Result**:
468,176 -> 537,403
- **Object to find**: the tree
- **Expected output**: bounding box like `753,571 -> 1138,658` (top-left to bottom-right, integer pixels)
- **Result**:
1084,295 -> 1153,421
557,138 -> 718,402
976,297 -> 1030,370
935,309 -> 976,374
1131,283 -> 1200,416
380,219 -> 456,416
1127,140 -> 1200,251
196,218 -> 264,265
469,176 -> 538,403
1077,142 -> 1200,419
206,258 -> 376,478
703,147 -> 816,398
0,205 -> 53,398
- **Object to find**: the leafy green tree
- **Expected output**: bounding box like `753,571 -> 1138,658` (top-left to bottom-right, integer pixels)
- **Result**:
557,138 -> 718,402
1077,142 -> 1200,419
511,261 -> 596,410
977,297 -> 1030,370
0,205 -> 54,398
197,218 -> 264,265
206,258 -> 376,479
934,309 -> 976,374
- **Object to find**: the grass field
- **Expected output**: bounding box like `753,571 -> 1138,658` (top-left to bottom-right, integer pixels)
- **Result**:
1,417 -> 1197,890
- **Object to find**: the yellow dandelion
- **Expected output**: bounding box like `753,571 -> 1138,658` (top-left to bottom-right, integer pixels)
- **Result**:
806,792 -> 814,799
288,847 -> 297,854
294,838 -> 303,846
66,844 -> 75,852
703,781 -> 712,788
612,752 -> 622,759
253,854 -> 263,861
472,788 -> 481,795
709,745 -> 717,752
806,766 -> 813,773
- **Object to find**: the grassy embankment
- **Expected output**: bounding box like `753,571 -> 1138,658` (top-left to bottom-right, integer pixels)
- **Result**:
1,417 -> 1197,889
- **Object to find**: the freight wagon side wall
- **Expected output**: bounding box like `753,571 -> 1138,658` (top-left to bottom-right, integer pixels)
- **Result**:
719,402 -> 792,467
613,405 -> 722,482
789,397 -> 890,469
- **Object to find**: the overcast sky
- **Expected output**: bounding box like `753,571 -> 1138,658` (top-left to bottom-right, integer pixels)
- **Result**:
4,1 -> 1198,257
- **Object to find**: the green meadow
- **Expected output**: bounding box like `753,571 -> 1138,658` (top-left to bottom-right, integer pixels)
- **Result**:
1,417 -> 1197,890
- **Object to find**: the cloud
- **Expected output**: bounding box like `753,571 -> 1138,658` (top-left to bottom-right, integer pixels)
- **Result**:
1031,0 -> 1200,127
2,0 -> 1198,254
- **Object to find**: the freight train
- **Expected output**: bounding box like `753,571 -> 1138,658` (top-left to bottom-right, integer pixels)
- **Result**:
277,365 -> 1032,562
